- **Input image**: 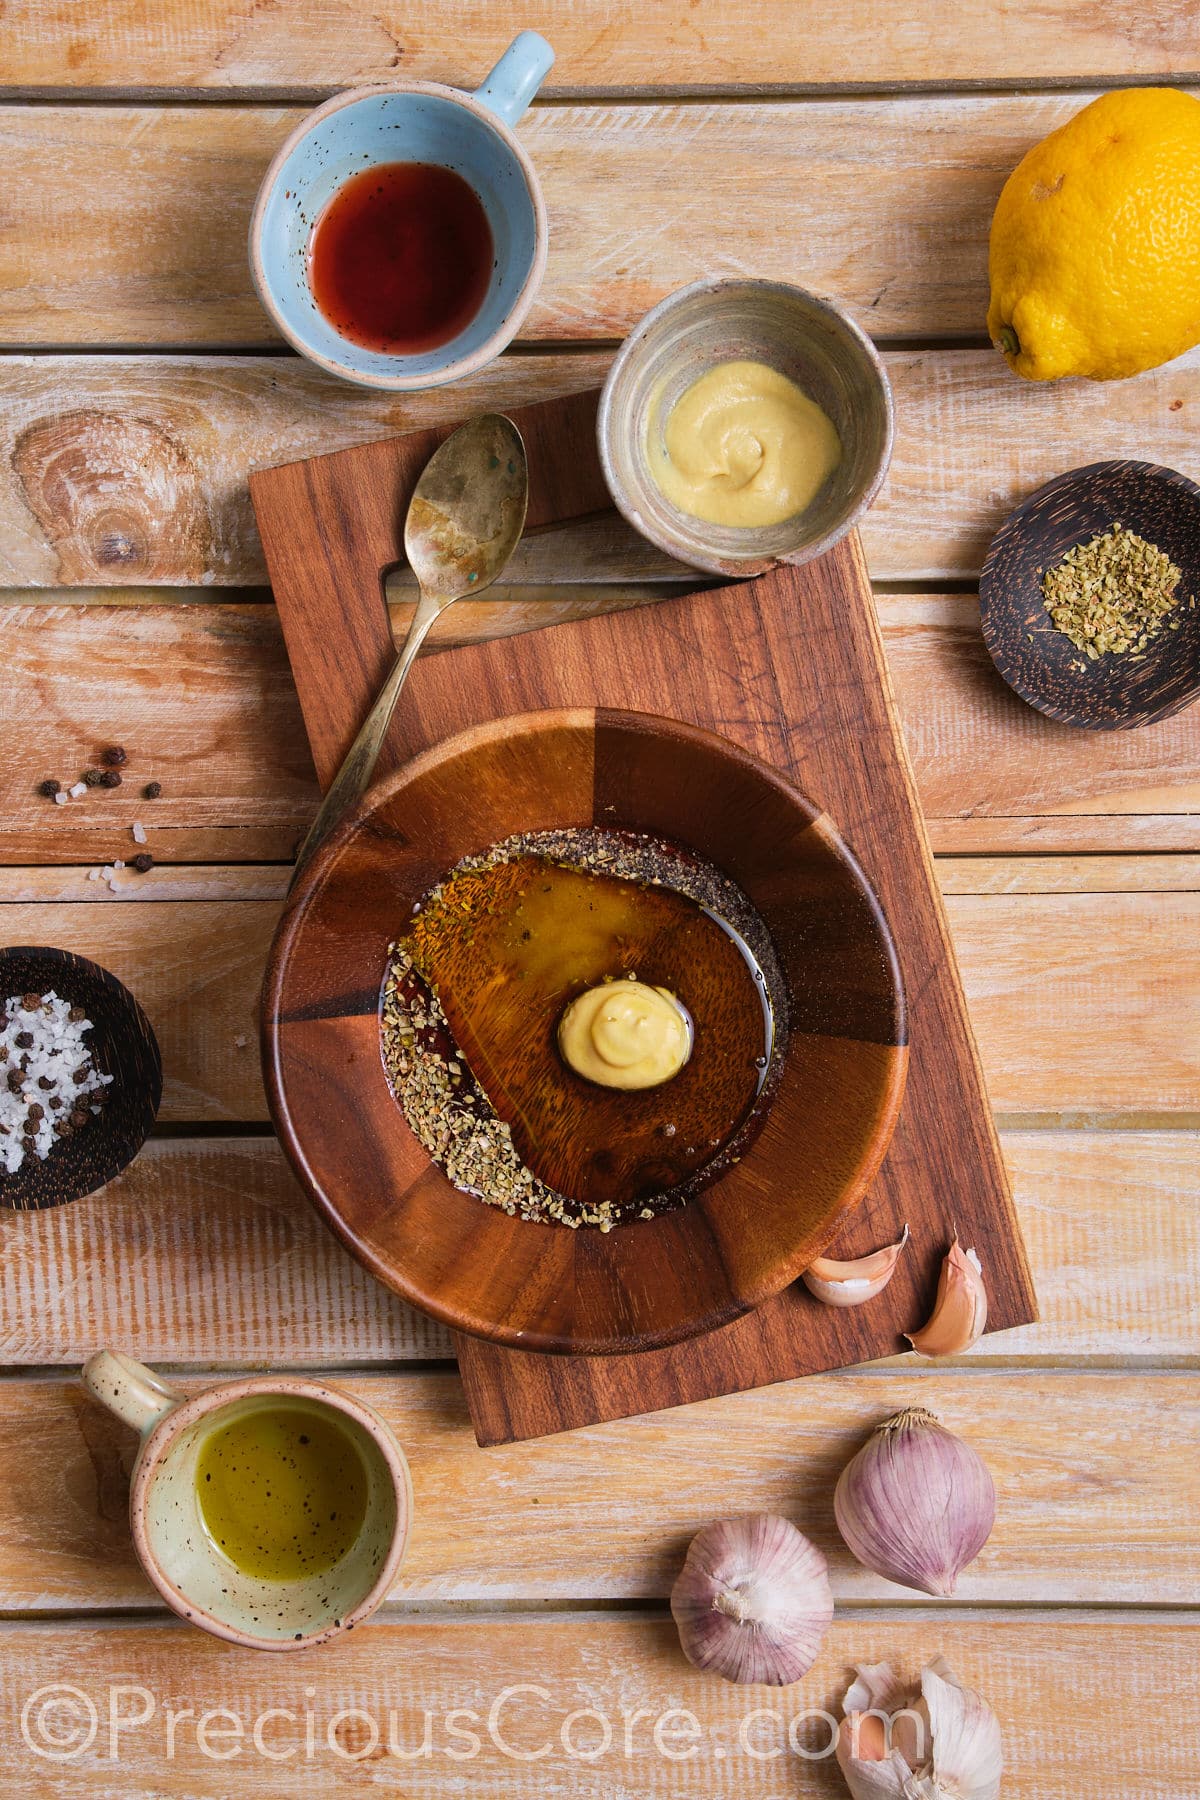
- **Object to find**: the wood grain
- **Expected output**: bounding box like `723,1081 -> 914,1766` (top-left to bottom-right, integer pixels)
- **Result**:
0,94 -> 1164,346
1,1127 -> 1196,1366
3,351 -> 1200,587
4,596 -> 1199,865
1,1 -> 1196,92
0,1612 -> 1194,1799
1,885 -> 1196,1122
4,1368 -> 1197,1608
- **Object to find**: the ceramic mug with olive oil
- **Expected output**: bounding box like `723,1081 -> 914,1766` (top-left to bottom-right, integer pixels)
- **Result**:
83,1350 -> 412,1650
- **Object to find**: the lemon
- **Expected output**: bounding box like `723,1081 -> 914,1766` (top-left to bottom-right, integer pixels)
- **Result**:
987,87 -> 1200,381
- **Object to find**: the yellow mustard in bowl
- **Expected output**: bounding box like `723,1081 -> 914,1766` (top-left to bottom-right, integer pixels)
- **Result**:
558,979 -> 693,1090
648,358 -> 841,529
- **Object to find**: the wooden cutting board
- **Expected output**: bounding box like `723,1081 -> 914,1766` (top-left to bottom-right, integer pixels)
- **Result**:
250,387 -> 1036,1446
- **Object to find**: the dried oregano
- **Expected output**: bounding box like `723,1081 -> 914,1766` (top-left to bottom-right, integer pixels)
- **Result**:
1041,522 -> 1185,659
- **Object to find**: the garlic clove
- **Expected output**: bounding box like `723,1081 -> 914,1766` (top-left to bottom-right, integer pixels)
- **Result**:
837,1659 -> 1002,1800
834,1407 -> 995,1595
905,1237 -> 987,1356
670,1513 -> 833,1686
803,1224 -> 910,1307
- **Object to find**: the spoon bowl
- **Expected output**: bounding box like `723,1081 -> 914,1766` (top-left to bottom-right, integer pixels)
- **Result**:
980,459 -> 1200,730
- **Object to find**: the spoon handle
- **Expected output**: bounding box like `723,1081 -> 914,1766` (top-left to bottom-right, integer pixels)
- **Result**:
291,587 -> 444,887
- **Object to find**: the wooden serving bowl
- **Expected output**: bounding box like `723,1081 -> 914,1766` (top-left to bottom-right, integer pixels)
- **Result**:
263,711 -> 908,1355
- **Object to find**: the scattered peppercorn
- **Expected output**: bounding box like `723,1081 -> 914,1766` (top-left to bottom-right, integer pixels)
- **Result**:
132,852 -> 154,873
143,781 -> 162,800
37,779 -> 60,799
102,746 -> 127,767
82,768 -> 107,788
99,769 -> 122,789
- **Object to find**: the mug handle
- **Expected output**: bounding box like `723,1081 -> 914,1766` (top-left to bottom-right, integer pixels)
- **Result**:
473,30 -> 554,128
83,1349 -> 182,1436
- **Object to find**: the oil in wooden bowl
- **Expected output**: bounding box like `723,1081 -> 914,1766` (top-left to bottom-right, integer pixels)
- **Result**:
381,828 -> 786,1228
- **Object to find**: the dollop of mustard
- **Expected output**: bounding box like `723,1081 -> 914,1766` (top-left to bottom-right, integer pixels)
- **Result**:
558,980 -> 692,1090
648,358 -> 841,529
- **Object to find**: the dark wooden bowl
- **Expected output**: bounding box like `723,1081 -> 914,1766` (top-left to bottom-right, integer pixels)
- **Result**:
0,946 -> 162,1211
980,459 -> 1200,730
263,710 -> 908,1355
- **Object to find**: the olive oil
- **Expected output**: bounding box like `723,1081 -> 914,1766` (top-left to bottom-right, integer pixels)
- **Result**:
196,1405 -> 368,1582
403,847 -> 777,1211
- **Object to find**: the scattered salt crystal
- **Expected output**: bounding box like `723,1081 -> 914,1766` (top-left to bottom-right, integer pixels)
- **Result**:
86,868 -> 102,882
131,822 -> 148,845
69,781 -> 87,799
234,1033 -> 248,1049
53,791 -> 68,806
112,860 -> 125,870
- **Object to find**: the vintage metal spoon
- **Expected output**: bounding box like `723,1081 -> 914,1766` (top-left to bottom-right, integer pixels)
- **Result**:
293,413 -> 528,882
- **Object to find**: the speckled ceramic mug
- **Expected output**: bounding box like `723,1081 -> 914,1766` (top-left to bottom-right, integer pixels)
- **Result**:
82,1350 -> 413,1651
249,30 -> 553,389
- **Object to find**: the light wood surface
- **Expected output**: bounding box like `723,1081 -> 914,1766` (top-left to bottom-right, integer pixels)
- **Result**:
2,1127 -> 1195,1365
4,93 -> 1188,346
0,6 -> 1197,1789
0,1614 -> 1193,1799
4,351 -> 1200,587
1,1 -> 1195,92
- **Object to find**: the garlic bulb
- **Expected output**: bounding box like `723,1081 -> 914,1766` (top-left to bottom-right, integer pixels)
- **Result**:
834,1407 -> 995,1595
906,1237 -> 987,1356
670,1514 -> 832,1685
803,1224 -> 910,1307
837,1657 -> 1002,1800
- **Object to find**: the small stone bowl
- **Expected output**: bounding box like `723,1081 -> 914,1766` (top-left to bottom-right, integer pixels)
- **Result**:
0,947 -> 162,1211
597,278 -> 894,578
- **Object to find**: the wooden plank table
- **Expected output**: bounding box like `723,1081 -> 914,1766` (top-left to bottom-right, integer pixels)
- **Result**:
0,8 -> 1197,1793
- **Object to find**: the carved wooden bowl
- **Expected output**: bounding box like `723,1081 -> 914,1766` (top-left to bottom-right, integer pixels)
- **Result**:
263,710 -> 908,1355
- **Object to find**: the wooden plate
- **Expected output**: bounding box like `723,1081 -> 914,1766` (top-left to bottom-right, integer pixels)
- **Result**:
0,946 -> 162,1211
262,708 -> 908,1356
980,459 -> 1200,730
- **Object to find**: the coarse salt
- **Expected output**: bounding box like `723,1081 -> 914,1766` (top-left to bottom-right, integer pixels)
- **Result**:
53,791 -> 68,806
132,822 -> 148,845
69,782 -> 88,799
0,991 -> 114,1176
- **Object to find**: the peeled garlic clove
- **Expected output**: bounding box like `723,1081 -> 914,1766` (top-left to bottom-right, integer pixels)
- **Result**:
670,1513 -> 833,1686
834,1406 -> 995,1595
837,1658 -> 1002,1800
906,1237 -> 987,1356
803,1224 -> 910,1307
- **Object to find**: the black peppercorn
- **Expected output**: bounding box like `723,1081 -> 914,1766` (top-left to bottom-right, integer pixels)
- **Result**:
143,781 -> 162,799
14,1031 -> 33,1050
83,767 -> 106,787
21,1134 -> 36,1153
21,993 -> 41,1010
68,1005 -> 86,1022
69,1109 -> 89,1129
26,1103 -> 43,1123
48,1095 -> 62,1111
6,1069 -> 24,1095
72,1067 -> 89,1085
133,852 -> 154,873
99,769 -> 122,789
102,745 -> 127,767
37,778 -> 60,798
37,1075 -> 53,1090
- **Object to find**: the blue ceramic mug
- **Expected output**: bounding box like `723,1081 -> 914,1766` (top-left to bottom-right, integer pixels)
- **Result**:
250,31 -> 553,390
